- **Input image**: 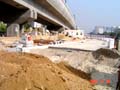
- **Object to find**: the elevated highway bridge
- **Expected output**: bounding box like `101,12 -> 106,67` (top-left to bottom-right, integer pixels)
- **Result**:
0,0 -> 76,36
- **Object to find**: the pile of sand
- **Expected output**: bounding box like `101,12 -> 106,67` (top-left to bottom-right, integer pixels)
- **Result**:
0,51 -> 93,90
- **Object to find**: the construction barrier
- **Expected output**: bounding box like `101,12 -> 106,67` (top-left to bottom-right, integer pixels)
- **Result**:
108,38 -> 115,49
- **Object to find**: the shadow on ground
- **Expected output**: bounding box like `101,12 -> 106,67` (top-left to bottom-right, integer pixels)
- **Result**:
57,62 -> 91,81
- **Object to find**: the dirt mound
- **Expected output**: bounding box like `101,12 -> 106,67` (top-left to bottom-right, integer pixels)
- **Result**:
0,51 -> 93,90
92,48 -> 120,59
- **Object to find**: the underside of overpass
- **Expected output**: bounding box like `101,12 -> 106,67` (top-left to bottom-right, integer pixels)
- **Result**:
0,1 -> 27,24
0,1 -> 62,30
0,0 -> 76,36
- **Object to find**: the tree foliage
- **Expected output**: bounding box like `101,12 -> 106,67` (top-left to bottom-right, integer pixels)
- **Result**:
24,23 -> 31,30
0,22 -> 7,33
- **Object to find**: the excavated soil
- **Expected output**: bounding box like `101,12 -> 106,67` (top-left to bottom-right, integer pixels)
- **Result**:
92,48 -> 120,67
92,48 -> 120,59
0,51 -> 93,90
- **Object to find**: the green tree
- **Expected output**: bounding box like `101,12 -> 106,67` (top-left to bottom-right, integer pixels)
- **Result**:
0,22 -> 7,33
24,23 -> 30,30
23,23 -> 31,32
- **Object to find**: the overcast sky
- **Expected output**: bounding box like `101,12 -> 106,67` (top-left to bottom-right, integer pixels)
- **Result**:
67,0 -> 120,33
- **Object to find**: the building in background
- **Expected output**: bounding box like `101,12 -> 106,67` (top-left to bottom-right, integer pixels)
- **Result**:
93,26 -> 104,34
113,26 -> 120,33
61,0 -> 66,3
92,26 -> 115,35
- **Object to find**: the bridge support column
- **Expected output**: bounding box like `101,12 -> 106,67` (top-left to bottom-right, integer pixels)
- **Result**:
7,9 -> 38,37
7,23 -> 20,37
58,27 -> 66,33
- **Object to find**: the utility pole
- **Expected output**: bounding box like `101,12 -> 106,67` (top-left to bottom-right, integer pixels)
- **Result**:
65,0 -> 67,3
73,14 -> 77,29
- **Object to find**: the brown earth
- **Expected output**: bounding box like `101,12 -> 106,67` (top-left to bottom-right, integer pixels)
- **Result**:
92,48 -> 120,59
0,51 -> 93,90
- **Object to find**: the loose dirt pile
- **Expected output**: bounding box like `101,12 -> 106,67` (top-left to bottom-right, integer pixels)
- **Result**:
93,48 -> 120,59
92,48 -> 120,67
0,51 -> 93,90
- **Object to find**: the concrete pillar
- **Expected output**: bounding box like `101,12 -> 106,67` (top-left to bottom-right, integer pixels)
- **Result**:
42,25 -> 47,35
21,25 -> 25,34
33,29 -> 38,36
7,23 -> 20,37
6,9 -> 37,37
58,27 -> 65,33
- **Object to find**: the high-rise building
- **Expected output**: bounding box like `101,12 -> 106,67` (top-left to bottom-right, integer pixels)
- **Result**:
93,26 -> 104,34
61,0 -> 66,3
92,26 -> 115,34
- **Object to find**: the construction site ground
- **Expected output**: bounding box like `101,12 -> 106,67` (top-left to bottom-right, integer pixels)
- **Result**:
49,39 -> 108,51
0,37 -> 120,90
30,48 -> 120,90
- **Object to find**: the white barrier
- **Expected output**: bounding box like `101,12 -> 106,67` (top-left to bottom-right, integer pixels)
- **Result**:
108,38 -> 115,49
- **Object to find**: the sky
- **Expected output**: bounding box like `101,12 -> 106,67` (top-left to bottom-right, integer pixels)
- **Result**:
67,0 -> 120,33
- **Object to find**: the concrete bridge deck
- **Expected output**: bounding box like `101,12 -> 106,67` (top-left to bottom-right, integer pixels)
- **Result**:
0,0 -> 76,30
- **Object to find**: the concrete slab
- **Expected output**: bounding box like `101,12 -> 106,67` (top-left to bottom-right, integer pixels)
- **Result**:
49,39 -> 108,51
22,45 -> 49,52
6,39 -> 109,53
6,45 -> 49,53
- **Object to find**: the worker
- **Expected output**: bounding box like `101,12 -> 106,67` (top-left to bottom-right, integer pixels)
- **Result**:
116,66 -> 120,90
